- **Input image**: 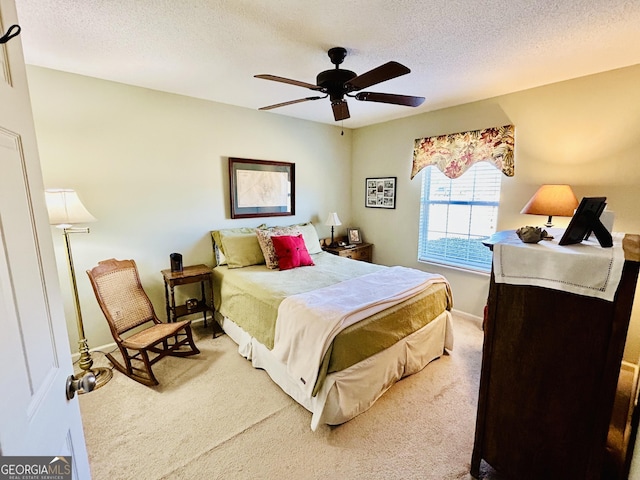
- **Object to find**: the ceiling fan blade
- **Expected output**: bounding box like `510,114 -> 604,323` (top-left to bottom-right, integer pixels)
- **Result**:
345,61 -> 410,91
255,74 -> 322,91
354,92 -> 425,107
332,100 -> 350,121
259,96 -> 323,111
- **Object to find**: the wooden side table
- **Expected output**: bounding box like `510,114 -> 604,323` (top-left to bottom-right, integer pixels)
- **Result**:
161,264 -> 219,334
322,242 -> 373,263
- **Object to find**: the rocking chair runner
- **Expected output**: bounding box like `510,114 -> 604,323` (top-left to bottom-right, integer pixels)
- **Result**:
86,258 -> 200,386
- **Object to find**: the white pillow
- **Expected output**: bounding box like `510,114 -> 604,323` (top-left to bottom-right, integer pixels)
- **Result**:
296,222 -> 322,254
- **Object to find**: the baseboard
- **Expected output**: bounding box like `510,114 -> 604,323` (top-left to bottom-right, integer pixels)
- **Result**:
451,308 -> 483,328
70,314 -> 213,363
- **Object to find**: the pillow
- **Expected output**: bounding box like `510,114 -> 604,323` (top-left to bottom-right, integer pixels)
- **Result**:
219,230 -> 265,268
212,242 -> 227,267
211,225 -> 265,265
255,225 -> 301,269
295,222 -> 322,255
271,235 -> 315,270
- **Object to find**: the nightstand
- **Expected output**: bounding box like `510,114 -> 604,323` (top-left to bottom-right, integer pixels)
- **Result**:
323,242 -> 373,262
161,264 -> 221,335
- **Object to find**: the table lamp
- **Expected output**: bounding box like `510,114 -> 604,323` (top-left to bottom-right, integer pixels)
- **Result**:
520,184 -> 579,227
45,189 -> 112,392
324,212 -> 342,247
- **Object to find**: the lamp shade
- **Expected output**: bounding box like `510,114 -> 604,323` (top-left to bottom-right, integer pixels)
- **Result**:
520,185 -> 579,217
45,189 -> 96,228
324,212 -> 342,227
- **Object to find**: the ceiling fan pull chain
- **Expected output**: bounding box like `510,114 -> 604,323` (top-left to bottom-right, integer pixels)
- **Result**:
0,24 -> 21,44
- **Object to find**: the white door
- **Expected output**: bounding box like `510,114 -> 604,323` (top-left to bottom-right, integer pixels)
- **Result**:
0,0 -> 91,478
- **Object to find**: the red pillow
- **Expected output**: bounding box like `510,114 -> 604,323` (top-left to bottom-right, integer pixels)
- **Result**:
271,234 -> 315,271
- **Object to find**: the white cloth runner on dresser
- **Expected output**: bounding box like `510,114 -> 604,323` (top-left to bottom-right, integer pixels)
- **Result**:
271,266 -> 449,397
493,230 -> 625,301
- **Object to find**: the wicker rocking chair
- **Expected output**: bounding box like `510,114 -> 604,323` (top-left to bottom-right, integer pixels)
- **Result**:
86,258 -> 200,386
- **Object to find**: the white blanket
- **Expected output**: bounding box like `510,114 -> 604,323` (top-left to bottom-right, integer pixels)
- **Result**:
271,266 -> 449,397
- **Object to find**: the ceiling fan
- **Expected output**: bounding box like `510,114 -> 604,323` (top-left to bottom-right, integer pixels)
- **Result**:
255,47 -> 425,122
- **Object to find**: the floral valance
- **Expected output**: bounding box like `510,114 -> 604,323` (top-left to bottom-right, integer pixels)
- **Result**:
411,125 -> 515,179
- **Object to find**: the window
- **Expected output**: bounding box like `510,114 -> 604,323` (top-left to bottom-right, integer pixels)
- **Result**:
418,162 -> 502,272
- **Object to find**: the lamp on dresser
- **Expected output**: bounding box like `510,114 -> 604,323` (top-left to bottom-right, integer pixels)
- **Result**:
324,212 -> 342,248
45,189 -> 112,393
520,184 -> 579,227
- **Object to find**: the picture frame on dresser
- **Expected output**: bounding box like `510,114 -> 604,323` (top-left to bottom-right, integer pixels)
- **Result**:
229,157 -> 295,219
559,196 -> 612,247
365,177 -> 396,209
347,228 -> 362,244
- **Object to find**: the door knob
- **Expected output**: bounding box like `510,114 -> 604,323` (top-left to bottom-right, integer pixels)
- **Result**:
65,372 -> 96,400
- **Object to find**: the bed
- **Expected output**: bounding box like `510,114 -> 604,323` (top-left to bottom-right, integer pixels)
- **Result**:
211,223 -> 454,430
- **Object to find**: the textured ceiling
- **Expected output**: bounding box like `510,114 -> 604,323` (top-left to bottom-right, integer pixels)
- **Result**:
13,0 -> 640,128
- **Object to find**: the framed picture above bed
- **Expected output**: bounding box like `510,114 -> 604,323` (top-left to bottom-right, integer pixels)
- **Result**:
229,158 -> 295,219
366,177 -> 396,209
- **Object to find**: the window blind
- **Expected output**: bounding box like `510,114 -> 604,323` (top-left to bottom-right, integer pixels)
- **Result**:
418,162 -> 501,272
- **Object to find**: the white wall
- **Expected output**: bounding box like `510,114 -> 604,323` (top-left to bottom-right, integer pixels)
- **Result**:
25,61 -> 640,478
26,66 -> 352,352
26,64 -> 640,364
352,64 -> 640,361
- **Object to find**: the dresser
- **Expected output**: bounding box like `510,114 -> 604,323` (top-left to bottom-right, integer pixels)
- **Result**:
471,231 -> 640,480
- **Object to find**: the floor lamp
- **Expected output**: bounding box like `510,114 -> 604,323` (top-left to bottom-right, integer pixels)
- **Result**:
45,189 -> 112,392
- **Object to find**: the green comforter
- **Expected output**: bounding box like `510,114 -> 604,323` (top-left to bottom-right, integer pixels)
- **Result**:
212,252 -> 452,395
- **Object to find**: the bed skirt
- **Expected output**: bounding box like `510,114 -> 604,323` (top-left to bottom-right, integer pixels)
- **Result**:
220,310 -> 453,430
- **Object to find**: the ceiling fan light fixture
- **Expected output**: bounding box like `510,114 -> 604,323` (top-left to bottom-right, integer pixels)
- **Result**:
255,47 -> 424,121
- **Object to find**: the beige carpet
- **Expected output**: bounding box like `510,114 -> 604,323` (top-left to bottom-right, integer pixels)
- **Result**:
79,313 -> 501,480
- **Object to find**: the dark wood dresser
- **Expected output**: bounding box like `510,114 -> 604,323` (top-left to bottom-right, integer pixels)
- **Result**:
471,231 -> 640,480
